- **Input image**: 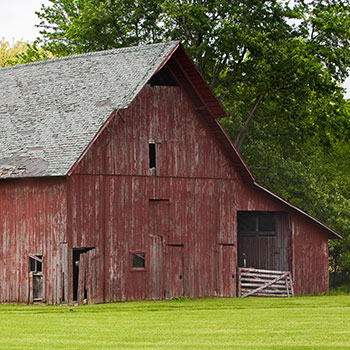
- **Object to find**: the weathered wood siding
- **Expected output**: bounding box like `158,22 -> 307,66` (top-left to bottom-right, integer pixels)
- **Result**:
75,85 -> 238,179
292,215 -> 329,295
70,83 -> 239,302
0,178 -> 66,303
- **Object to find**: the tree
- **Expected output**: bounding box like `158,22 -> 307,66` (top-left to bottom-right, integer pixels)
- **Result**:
7,43 -> 54,65
0,40 -> 28,67
36,0 -> 350,287
0,40 -> 54,67
36,0 -> 163,55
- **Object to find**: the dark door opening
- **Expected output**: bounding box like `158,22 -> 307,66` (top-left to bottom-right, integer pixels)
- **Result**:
29,254 -> 43,302
237,211 -> 291,271
72,248 -> 94,302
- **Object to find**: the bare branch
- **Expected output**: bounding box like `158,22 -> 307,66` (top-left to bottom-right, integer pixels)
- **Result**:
234,94 -> 264,151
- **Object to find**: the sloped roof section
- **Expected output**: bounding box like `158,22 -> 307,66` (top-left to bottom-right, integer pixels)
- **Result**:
0,41 -> 179,178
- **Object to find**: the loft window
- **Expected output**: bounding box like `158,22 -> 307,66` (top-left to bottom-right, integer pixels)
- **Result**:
238,212 -> 276,237
148,67 -> 178,87
149,142 -> 156,173
29,255 -> 43,273
132,253 -> 145,269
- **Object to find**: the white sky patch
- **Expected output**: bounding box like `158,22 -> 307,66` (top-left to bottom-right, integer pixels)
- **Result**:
343,77 -> 350,99
0,0 -> 50,44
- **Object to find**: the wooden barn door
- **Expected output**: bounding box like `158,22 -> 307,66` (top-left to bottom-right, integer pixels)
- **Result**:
238,212 -> 291,272
28,254 -> 43,303
165,245 -> 184,298
73,248 -> 97,304
216,245 -> 235,297
149,199 -> 172,299
150,235 -> 163,300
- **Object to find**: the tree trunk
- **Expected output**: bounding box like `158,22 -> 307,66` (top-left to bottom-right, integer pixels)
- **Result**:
234,94 -> 264,151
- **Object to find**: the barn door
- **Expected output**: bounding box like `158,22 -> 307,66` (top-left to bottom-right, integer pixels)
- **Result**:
73,248 -> 96,304
165,245 -> 184,299
150,235 -> 163,300
237,212 -> 291,272
216,245 -> 235,297
29,254 -> 43,303
85,249 -> 98,303
149,199 -> 171,299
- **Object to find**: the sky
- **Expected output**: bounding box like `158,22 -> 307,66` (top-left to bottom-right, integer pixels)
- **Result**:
0,0 -> 50,44
1,0 -> 349,98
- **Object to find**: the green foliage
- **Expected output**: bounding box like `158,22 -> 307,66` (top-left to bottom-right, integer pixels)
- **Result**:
0,40 -> 53,67
6,43 -> 54,65
35,0 -> 350,285
0,40 -> 28,67
0,297 -> 350,349
36,0 -> 164,56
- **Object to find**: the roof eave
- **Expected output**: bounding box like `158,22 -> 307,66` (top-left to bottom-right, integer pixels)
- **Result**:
254,182 -> 342,239
172,45 -> 228,119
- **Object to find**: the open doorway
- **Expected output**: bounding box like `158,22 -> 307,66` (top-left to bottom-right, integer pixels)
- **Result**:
72,247 -> 95,302
237,211 -> 291,271
29,254 -> 43,302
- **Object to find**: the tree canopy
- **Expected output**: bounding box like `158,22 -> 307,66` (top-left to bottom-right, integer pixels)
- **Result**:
0,40 -> 53,67
0,40 -> 28,67
34,0 -> 350,288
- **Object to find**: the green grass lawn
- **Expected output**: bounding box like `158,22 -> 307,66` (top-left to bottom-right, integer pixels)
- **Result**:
0,296 -> 349,349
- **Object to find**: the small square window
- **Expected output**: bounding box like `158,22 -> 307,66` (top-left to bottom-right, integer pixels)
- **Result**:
29,255 -> 43,273
132,253 -> 145,269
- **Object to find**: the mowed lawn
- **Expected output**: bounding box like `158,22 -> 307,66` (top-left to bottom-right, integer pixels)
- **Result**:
0,296 -> 349,349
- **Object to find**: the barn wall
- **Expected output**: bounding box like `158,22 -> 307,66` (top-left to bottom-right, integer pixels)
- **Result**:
70,83 -> 239,302
67,175 -> 237,302
0,178 -> 66,304
237,183 -> 330,294
75,84 -> 238,180
292,215 -> 329,295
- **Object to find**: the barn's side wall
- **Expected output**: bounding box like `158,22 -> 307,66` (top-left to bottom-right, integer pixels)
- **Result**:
0,178 -> 67,304
237,184 -> 330,295
292,216 -> 329,295
69,83 -> 239,302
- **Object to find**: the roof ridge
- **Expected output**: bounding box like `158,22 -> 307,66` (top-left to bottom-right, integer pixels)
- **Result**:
0,41 -> 179,72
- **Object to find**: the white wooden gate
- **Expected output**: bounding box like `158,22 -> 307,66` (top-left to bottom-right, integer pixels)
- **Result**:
238,267 -> 294,297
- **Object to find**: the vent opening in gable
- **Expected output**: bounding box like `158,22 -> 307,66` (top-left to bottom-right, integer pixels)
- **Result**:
148,67 -> 178,87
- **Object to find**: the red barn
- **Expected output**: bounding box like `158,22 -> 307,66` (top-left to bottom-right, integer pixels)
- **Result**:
0,42 -> 340,304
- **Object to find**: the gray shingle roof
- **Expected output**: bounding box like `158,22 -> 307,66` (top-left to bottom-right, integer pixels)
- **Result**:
0,41 -> 178,178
